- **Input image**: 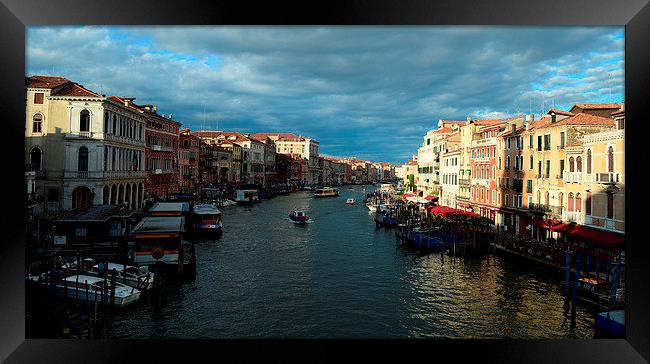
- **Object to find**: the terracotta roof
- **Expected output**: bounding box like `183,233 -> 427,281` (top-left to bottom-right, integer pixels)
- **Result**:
26,75 -> 70,89
547,109 -> 575,117
534,113 -> 615,129
432,126 -> 454,134
571,103 -> 623,111
51,82 -> 101,97
472,119 -> 505,126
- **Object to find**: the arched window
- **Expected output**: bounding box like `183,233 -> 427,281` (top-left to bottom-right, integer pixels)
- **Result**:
506,156 -> 510,169
586,149 -> 592,174
607,146 -> 614,172
32,114 -> 43,133
498,157 -> 501,169
575,193 -> 582,212
544,191 -> 549,206
576,156 -> 582,172
529,155 -> 533,170
569,157 -> 575,172
80,110 -> 90,132
568,192 -> 574,212
113,115 -> 117,134
586,191 -> 592,215
78,146 -> 88,171
104,112 -> 109,134
30,147 -> 42,171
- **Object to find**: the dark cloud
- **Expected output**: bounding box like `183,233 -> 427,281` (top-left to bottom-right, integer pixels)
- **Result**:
27,26 -> 624,164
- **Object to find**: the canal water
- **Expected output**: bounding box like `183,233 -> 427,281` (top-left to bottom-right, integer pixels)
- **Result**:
110,186 -> 596,338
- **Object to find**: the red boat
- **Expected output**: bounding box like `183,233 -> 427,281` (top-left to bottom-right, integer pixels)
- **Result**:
289,210 -> 310,224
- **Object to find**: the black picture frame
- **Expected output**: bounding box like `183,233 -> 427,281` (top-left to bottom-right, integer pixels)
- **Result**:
1,0 -> 648,362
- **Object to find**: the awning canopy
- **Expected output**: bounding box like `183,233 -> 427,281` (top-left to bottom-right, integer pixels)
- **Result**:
424,196 -> 439,202
550,223 -> 576,233
532,217 -> 562,229
402,193 -> 415,198
567,225 -> 624,247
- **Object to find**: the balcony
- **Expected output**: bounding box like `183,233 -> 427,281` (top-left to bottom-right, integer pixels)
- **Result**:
471,137 -> 496,147
564,172 -> 583,183
66,131 -> 95,139
563,211 -> 582,223
459,178 -> 470,185
596,172 -> 621,184
153,168 -> 174,175
584,215 -> 620,231
151,145 -> 174,152
528,203 -> 562,215
64,170 -> 146,179
473,179 -> 490,187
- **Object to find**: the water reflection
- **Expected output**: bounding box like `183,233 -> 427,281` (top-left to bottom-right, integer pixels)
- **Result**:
109,187 -> 596,338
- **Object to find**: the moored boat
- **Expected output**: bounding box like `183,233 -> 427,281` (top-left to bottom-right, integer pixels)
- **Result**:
63,261 -> 155,290
289,210 -> 310,224
29,273 -> 141,307
405,226 -> 448,251
192,203 -> 223,235
314,187 -> 339,198
235,189 -> 260,205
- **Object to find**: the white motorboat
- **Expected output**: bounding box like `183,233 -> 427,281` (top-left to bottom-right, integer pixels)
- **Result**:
63,260 -> 155,290
314,187 -> 339,198
346,198 -> 356,205
192,203 -> 223,234
29,273 -> 141,307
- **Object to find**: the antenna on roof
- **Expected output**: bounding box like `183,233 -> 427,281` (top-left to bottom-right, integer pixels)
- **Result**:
608,73 -> 613,102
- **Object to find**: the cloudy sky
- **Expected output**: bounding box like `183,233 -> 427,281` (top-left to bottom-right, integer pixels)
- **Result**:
27,26 -> 624,164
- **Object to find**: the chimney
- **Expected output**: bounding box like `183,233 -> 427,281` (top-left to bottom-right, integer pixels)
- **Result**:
511,124 -> 516,134
153,105 -> 158,113
169,113 -> 173,120
551,112 -> 556,124
466,116 -> 471,123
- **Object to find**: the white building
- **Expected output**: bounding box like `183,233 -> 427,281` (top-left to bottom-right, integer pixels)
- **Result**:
416,120 -> 464,196
25,76 -> 146,214
441,149 -> 461,208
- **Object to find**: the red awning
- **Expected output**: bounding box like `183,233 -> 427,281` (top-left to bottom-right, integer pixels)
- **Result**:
532,217 -> 562,229
424,196 -> 439,201
550,223 -> 576,233
402,193 -> 415,198
567,225 -> 624,247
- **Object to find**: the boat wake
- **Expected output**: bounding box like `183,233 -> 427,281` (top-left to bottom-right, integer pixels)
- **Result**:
286,217 -> 314,224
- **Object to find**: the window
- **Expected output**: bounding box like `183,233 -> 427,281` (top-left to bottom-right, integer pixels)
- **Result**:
576,156 -> 582,172
34,92 -> 44,104
569,157 -> 575,172
586,150 -> 592,174
529,155 -> 533,170
586,191 -> 592,215
48,188 -> 59,202
560,132 -> 565,149
506,156 -> 510,169
545,160 -> 550,177
568,192 -> 574,212
80,110 -> 90,132
537,135 -> 542,151
605,193 -> 614,218
544,134 -> 551,150
544,191 -> 549,206
607,146 -> 614,172
30,147 -> 42,171
529,135 -> 533,148
113,115 -> 117,134
104,112 -> 109,134
560,159 -> 565,178
617,118 -> 625,130
427,138 -> 430,145
32,114 -> 43,133
498,157 -> 501,169
492,190 -> 496,203
505,194 -> 509,206
526,179 -> 532,193
538,161 -> 542,176
78,146 -> 88,171
575,193 -> 582,212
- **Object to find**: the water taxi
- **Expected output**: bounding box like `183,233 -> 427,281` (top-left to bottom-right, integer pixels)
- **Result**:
235,189 -> 260,205
346,198 -> 355,205
289,210 -> 310,224
314,187 -> 339,198
192,203 -> 223,235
